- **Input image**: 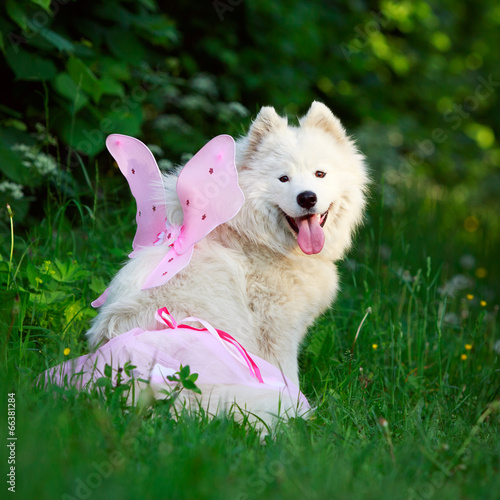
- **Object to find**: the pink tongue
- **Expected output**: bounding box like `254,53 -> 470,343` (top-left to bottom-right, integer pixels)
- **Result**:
296,215 -> 325,255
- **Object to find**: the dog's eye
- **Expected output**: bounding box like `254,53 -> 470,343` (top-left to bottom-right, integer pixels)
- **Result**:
279,175 -> 290,183
315,171 -> 326,178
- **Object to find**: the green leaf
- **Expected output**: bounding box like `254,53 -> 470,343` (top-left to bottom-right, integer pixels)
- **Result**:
3,119 -> 27,131
137,0 -> 158,11
0,104 -> 23,119
30,0 -> 52,12
56,114 -> 105,156
26,261 -> 38,288
140,16 -> 178,45
181,379 -> 201,394
104,103 -> 143,138
179,365 -> 190,379
0,290 -> 17,312
0,30 -> 5,55
97,56 -> 130,81
6,0 -> 28,31
306,326 -> 329,361
67,56 -> 102,103
123,361 -> 137,377
5,45 -> 56,81
42,291 -> 67,304
89,275 -> 107,296
106,27 -> 146,65
99,76 -> 124,97
37,27 -> 75,53
104,364 -> 112,378
53,72 -> 89,112
0,144 -> 30,184
52,258 -> 87,282
95,377 -> 112,388
0,290 -> 18,325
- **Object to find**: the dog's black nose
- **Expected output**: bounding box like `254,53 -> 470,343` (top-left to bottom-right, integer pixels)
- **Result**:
297,191 -> 317,209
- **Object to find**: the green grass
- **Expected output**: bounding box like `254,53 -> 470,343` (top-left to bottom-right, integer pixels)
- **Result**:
1,179 -> 499,500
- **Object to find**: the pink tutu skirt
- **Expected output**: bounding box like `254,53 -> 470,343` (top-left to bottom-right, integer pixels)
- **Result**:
42,308 -> 310,425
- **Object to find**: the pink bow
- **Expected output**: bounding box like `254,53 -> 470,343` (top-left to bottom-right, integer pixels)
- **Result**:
155,307 -> 264,384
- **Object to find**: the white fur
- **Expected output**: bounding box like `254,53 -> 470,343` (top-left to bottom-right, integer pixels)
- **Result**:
86,102 -> 369,424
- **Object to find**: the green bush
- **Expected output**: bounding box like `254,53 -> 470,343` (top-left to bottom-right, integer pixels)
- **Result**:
0,0 -> 250,225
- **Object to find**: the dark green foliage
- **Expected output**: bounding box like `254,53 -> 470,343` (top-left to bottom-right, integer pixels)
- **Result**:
0,0 -> 250,224
1,0 -> 498,288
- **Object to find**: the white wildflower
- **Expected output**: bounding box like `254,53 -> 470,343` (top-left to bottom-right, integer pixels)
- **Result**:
494,340 -> 500,355
12,144 -> 32,154
460,254 -> 476,270
158,159 -> 174,171
12,143 -> 57,176
180,152 -> 193,164
0,181 -> 24,200
438,274 -> 472,298
179,94 -> 213,112
34,153 -> 57,175
34,123 -> 57,146
190,74 -> 218,99
155,115 -> 192,133
396,267 -> 413,283
379,244 -> 392,261
225,102 -> 249,117
443,312 -> 459,325
147,144 -> 164,158
217,102 -> 250,122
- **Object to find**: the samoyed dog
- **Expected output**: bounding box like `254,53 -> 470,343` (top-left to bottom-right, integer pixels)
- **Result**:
85,101 -> 368,425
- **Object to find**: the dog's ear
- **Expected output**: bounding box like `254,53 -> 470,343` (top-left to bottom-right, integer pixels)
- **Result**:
299,101 -> 347,142
246,106 -> 288,153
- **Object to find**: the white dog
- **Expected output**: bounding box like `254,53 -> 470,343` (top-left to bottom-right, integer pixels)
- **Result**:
85,101 -> 368,424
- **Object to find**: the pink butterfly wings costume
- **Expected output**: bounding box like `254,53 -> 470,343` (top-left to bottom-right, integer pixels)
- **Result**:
42,134 -> 311,424
92,133 -> 245,304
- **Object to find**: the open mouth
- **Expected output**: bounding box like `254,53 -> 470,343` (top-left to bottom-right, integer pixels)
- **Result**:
282,207 -> 330,255
284,210 -> 329,234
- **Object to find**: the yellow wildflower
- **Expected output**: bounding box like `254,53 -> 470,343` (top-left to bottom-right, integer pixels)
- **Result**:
480,300 -> 487,307
475,268 -> 487,278
464,216 -> 479,232
461,354 -> 467,361
372,344 -> 378,350
465,344 -> 472,351
466,294 -> 474,300
63,348 -> 71,356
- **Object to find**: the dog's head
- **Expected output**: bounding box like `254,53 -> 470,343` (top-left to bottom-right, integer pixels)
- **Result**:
231,101 -> 369,259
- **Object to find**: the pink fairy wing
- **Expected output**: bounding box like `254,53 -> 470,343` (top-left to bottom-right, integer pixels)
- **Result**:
142,246 -> 193,290
91,287 -> 110,308
141,135 -> 244,290
174,134 -> 244,255
106,134 -> 167,258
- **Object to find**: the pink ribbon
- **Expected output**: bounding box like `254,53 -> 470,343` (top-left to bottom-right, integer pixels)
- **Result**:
155,307 -> 264,384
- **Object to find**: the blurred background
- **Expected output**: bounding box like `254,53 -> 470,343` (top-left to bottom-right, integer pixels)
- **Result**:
0,0 -> 498,302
